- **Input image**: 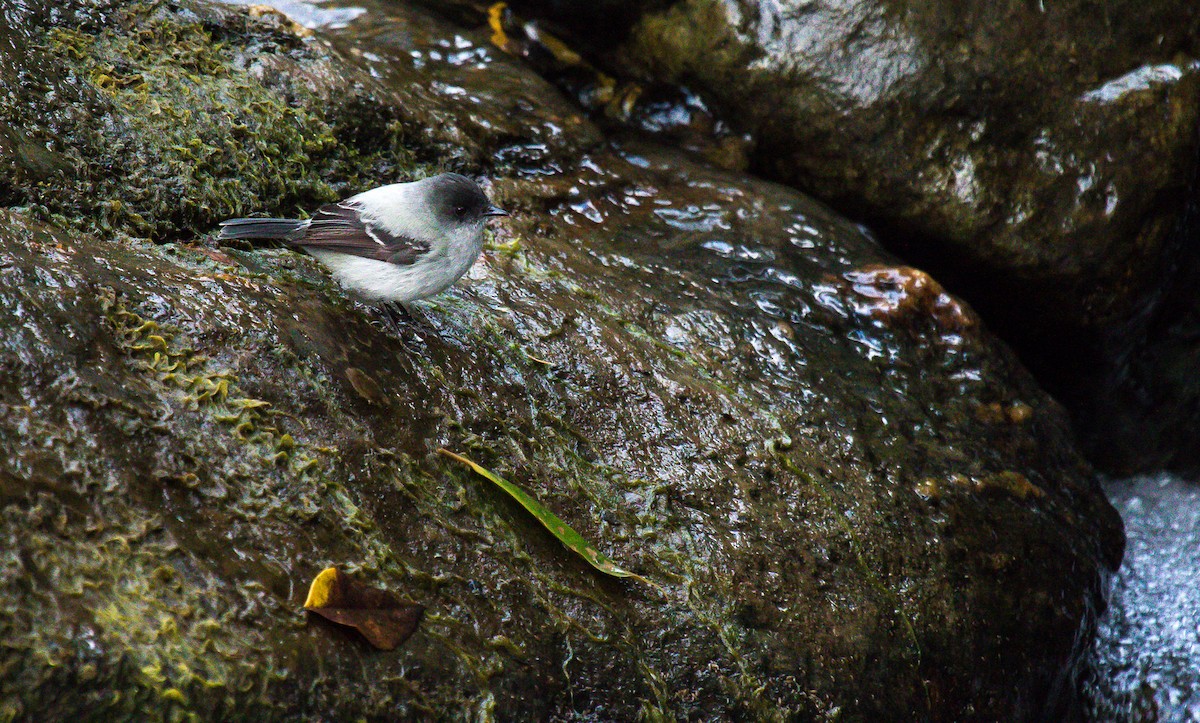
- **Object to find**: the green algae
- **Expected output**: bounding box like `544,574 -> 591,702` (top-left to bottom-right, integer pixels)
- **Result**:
0,214 -> 482,718
102,290 -> 318,476
773,448 -> 928,705
15,2 -> 416,241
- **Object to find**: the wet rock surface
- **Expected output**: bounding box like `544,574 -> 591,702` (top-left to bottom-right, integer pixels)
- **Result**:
2,0 -> 382,240
1082,225 -> 1200,474
1,0 -> 1122,719
603,0 -> 1200,391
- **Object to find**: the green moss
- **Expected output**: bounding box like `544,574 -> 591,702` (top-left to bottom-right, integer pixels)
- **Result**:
102,289 -> 317,475
0,496 -> 281,720
16,3 -> 418,241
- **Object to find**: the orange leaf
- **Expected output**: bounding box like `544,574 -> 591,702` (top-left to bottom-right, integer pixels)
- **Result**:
303,567 -> 424,650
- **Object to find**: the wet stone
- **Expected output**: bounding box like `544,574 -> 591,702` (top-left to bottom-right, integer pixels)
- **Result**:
0,0 -> 1123,720
614,0 -> 1200,406
320,0 -> 604,172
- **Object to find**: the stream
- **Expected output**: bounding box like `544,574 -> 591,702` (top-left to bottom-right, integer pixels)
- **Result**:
1086,474 -> 1200,721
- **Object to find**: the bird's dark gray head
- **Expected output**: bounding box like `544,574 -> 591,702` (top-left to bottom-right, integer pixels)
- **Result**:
427,173 -> 507,227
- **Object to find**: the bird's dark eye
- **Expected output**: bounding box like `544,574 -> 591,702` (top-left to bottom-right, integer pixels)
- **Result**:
454,206 -> 467,218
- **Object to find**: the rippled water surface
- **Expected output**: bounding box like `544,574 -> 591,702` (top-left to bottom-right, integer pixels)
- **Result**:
1087,474 -> 1200,721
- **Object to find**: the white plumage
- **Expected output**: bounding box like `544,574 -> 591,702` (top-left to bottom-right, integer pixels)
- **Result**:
218,173 -> 507,303
305,221 -> 484,301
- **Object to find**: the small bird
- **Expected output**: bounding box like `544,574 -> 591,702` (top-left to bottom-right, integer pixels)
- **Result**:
218,173 -> 507,302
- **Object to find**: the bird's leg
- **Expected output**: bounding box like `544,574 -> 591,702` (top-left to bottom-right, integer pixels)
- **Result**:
358,302 -> 420,355
362,301 -> 396,334
361,299 -> 436,351
362,301 -> 411,340
380,302 -> 408,335
383,302 -> 439,350
391,301 -> 438,337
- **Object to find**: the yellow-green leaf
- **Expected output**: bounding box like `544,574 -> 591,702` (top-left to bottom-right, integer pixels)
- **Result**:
438,448 -> 654,586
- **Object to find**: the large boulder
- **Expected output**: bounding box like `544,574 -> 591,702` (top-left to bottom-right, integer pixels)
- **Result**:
0,0 -> 1121,719
1082,224 -> 1200,474
613,0 -> 1200,383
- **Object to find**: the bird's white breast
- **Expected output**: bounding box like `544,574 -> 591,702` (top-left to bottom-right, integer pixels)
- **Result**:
305,221 -> 484,303
306,252 -> 421,301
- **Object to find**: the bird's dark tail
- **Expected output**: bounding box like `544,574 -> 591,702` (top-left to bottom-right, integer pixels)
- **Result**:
217,218 -> 308,242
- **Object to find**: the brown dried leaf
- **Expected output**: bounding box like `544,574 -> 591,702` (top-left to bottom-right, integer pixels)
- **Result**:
303,567 -> 424,650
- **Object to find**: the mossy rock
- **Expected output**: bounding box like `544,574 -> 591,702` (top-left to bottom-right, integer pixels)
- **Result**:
0,0 -> 1121,719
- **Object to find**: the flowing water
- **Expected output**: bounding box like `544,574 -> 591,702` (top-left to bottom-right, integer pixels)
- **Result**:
1086,474 -> 1200,721
216,0 -> 365,28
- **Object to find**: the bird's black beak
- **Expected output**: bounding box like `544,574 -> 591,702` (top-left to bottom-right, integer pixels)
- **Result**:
483,205 -> 509,218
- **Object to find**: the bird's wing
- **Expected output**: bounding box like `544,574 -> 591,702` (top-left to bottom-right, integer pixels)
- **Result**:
296,202 -> 430,265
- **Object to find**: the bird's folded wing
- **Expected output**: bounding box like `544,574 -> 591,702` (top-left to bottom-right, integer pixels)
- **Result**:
296,203 -> 430,265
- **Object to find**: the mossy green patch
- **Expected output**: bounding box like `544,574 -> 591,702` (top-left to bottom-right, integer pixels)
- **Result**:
102,288 -> 318,475
14,2 -> 418,241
